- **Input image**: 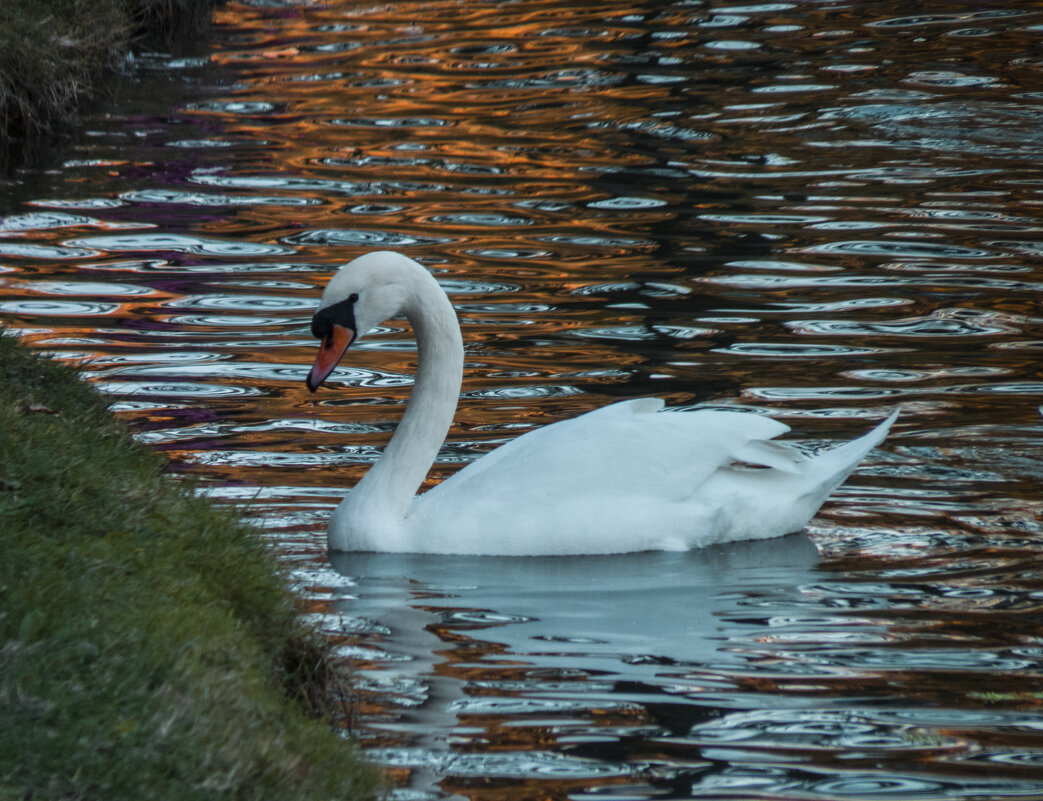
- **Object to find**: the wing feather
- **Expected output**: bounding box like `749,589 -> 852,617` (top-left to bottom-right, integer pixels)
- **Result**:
421,402 -> 793,507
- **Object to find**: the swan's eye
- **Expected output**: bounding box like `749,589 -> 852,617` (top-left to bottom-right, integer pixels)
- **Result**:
311,295 -> 358,343
311,315 -> 330,342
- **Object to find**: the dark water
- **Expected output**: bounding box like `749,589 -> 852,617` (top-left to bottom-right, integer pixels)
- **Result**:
3,1 -> 1043,798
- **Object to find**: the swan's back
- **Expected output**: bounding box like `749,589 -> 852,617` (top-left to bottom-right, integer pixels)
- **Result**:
399,405 -> 898,555
423,400 -> 780,500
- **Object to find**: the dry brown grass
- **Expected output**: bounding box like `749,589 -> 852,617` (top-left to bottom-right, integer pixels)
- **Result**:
0,0 -> 217,165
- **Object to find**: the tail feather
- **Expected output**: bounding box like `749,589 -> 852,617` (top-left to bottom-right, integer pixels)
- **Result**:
803,409 -> 899,499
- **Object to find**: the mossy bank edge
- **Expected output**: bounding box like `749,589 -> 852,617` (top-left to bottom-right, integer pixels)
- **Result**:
0,332 -> 381,799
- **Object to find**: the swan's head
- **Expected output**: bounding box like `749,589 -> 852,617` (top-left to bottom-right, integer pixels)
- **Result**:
306,251 -> 416,392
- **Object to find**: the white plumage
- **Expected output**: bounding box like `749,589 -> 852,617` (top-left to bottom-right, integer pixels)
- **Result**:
305,251 -> 897,555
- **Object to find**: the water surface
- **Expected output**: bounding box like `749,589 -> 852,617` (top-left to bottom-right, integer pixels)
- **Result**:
2,1 -> 1043,798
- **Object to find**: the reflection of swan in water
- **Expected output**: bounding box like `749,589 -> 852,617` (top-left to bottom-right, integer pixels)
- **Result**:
330,534 -> 821,665
307,251 -> 898,555
328,535 -> 822,766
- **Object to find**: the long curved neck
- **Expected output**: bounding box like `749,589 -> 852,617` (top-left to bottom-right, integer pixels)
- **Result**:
352,272 -> 463,521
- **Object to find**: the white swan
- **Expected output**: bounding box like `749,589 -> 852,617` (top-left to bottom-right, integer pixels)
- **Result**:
306,251 -> 897,555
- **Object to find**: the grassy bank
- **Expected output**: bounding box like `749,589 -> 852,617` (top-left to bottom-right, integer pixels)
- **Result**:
0,0 -> 215,162
0,332 -> 380,800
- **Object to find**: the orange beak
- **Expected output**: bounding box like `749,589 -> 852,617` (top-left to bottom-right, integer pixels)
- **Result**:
306,324 -> 353,392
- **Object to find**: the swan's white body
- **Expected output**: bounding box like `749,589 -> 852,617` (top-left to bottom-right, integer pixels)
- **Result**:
308,252 -> 897,556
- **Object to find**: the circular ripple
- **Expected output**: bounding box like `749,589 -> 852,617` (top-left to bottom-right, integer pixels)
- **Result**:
0,211 -> 98,233
21,280 -> 153,297
28,198 -> 124,210
438,278 -> 520,295
809,776 -> 944,796
717,343 -> 894,357
787,310 -> 1020,337
121,188 -> 319,207
366,748 -> 632,780
0,242 -> 101,259
430,213 -> 533,227
439,610 -> 534,626
164,314 -> 296,328
463,247 -> 550,259
67,233 -> 292,257
0,300 -> 119,316
96,381 -> 262,398
168,294 -> 315,312
283,228 -> 454,247
589,196 -> 669,209
805,240 -> 996,258
461,384 -> 583,400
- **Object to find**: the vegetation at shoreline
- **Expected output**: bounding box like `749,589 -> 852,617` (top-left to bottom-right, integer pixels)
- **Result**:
0,332 -> 380,800
0,0 -> 216,163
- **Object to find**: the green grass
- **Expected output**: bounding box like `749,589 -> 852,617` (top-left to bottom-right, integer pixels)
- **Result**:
0,0 -> 216,162
0,332 -> 381,800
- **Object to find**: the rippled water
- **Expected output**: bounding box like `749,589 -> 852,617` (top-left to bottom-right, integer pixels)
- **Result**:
3,1 -> 1043,798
